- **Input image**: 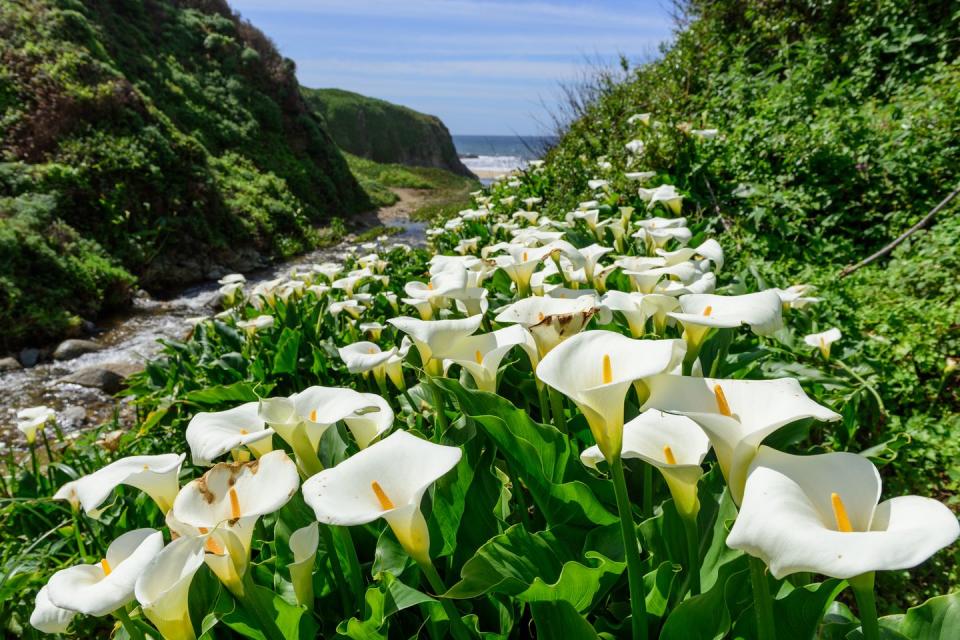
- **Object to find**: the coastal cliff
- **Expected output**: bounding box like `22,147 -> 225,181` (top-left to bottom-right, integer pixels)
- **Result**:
302,88 -> 475,178
0,0 -> 368,350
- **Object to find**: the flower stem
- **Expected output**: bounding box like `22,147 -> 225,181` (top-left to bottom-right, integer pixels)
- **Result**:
748,556 -> 777,640
835,359 -> 886,415
113,607 -> 146,640
549,388 -> 567,434
682,516 -> 701,596
850,572 -> 880,640
418,559 -> 472,640
610,456 -> 648,640
642,463 -> 653,518
71,508 -> 90,562
334,525 -> 365,612
239,570 -> 286,640
320,524 -> 353,616
537,384 -> 551,424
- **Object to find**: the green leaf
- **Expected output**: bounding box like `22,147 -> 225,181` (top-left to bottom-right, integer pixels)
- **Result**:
518,550 -> 626,612
884,591 -> 960,640
530,600 -> 600,639
660,555 -> 749,640
272,327 -> 302,374
182,381 -> 269,405
437,379 -> 617,527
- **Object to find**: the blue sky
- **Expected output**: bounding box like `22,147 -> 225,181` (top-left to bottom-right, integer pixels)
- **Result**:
227,1 -> 675,135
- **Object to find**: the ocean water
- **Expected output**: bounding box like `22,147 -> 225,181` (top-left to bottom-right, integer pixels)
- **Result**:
453,134 -> 556,176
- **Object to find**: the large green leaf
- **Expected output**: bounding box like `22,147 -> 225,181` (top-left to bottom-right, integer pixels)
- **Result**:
660,555 -> 750,640
518,550 -> 626,612
530,600 -> 601,639
881,591 -> 960,640
183,381 -> 267,405
272,327 -> 302,375
437,379 -> 616,527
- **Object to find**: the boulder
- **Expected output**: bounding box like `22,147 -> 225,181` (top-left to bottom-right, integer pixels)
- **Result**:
19,348 -> 40,367
0,357 -> 22,372
53,339 -> 102,361
59,362 -> 144,394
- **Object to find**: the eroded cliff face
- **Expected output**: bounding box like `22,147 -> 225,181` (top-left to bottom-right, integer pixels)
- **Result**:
0,0 -> 368,350
302,88 -> 475,178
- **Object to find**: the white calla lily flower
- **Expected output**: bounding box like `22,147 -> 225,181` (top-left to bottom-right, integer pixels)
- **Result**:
302,430 -> 462,563
186,402 -> 274,466
288,522 -> 319,606
494,294 -> 602,357
47,528 -> 164,616
338,341 -> 398,386
388,315 -> 482,375
668,290 -> 783,354
343,392 -> 394,448
642,375 -> 841,503
437,324 -> 537,392
172,450 -> 299,556
601,290 -> 649,337
537,331 -> 686,461
16,406 -> 56,444
135,536 -> 206,640
581,410 -> 710,519
30,586 -> 76,634
728,446 -> 960,579
71,453 -> 185,516
804,328 -> 842,359
638,185 -> 684,214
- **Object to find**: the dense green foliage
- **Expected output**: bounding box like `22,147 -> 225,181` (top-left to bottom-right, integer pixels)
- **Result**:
484,0 -> 959,608
0,0 -> 369,351
303,88 -> 473,178
346,153 -> 479,212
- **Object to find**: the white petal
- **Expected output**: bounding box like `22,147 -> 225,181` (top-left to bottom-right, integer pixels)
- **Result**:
135,537 -> 205,633
30,587 -> 76,633
74,454 -> 184,515
48,529 -> 164,616
343,393 -> 394,448
302,430 -> 461,526
172,451 -> 299,529
186,402 -> 273,466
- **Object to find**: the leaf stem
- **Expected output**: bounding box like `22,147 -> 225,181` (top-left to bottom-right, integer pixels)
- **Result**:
682,516 -> 701,596
113,606 -> 146,640
850,572 -> 880,640
748,555 -> 777,640
418,560 -> 473,640
549,388 -> 567,434
238,571 -> 286,640
610,456 -> 648,640
320,524 -> 353,616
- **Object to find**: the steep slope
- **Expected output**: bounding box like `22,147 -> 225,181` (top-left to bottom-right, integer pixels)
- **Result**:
507,0 -> 959,605
302,87 -> 474,178
0,0 -> 369,351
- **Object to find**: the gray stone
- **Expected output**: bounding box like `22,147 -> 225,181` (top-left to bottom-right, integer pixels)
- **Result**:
53,339 -> 102,361
0,357 -> 22,372
19,348 -> 40,367
59,362 -> 144,394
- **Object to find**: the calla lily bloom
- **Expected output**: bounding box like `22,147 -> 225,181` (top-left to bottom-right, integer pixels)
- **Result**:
728,446 -> 960,579
30,586 -> 76,634
388,315 -> 483,375
260,386 -> 384,464
578,244 -> 613,285
186,402 -> 274,466
775,284 -> 822,309
343,393 -> 394,448
642,375 -> 841,503
70,453 -> 185,516
17,406 -> 55,444
288,522 -> 319,606
601,290 -> 649,337
135,536 -> 206,640
494,295 -> 603,357
667,290 -> 783,354
638,185 -> 683,214
172,451 -> 299,557
804,328 -> 842,359
302,430 -> 462,564
47,528 -> 164,616
537,331 -> 686,462
581,410 -> 710,520
237,315 -> 273,334
338,341 -> 398,386
437,325 -> 537,392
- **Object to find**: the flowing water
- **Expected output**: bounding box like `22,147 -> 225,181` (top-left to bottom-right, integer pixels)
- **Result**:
0,212 -> 427,450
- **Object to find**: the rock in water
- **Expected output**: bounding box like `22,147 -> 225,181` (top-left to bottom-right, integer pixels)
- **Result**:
19,348 -> 40,368
53,339 -> 103,361
0,357 -> 22,372
59,363 -> 144,394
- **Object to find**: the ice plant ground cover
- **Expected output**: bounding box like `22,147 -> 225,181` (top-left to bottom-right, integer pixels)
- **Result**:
3,118 -> 959,639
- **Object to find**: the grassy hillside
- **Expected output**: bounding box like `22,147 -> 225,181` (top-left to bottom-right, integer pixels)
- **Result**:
0,0 -> 369,351
303,87 -> 474,178
492,0 -> 959,605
